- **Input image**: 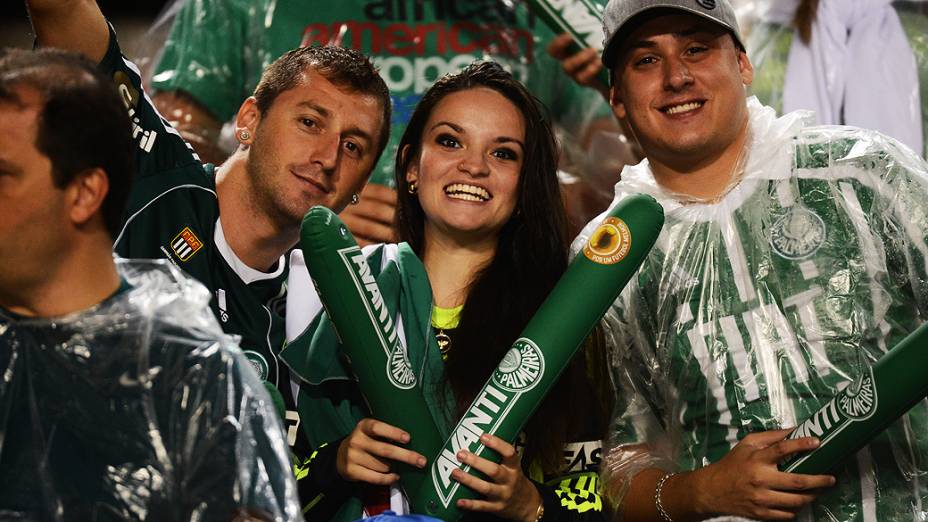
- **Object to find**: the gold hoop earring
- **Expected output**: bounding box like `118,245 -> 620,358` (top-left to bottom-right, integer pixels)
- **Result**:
407,181 -> 418,194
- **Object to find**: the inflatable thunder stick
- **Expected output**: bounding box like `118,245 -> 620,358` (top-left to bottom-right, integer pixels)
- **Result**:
524,0 -> 610,89
413,194 -> 664,519
300,207 -> 444,495
781,322 -> 928,474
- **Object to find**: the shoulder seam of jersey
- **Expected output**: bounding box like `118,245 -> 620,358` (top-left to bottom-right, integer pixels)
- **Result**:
113,184 -> 217,248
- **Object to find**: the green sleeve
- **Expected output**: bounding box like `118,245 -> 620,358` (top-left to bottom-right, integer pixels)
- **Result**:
99,24 -> 202,178
150,0 -> 249,122
524,0 -> 613,137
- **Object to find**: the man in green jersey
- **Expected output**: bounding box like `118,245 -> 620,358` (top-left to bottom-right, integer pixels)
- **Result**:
576,0 -> 928,520
27,0 -> 392,498
0,44 -> 298,518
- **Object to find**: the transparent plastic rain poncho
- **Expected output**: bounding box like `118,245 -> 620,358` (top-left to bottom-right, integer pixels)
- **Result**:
574,98 -> 928,521
140,0 -> 630,227
739,0 -> 928,157
0,259 -> 300,521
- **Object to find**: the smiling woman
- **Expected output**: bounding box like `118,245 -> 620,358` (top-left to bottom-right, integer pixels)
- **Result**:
403,86 -> 524,246
285,61 -> 613,522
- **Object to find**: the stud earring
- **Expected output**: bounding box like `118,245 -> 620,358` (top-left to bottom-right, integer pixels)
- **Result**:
350,193 -> 360,205
239,130 -> 251,141
407,181 -> 418,194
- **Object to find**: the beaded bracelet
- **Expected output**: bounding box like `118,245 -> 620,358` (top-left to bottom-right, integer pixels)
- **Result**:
655,472 -> 677,522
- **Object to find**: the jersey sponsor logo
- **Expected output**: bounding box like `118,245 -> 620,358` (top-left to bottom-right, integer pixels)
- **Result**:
431,337 -> 547,507
300,21 -> 533,96
170,226 -> 204,262
533,0 -> 604,51
302,22 -> 533,61
584,216 -> 632,265
562,440 -> 603,473
113,71 -> 158,153
243,350 -> 270,381
340,247 -> 417,389
493,339 -> 545,392
782,366 -> 878,471
770,206 -> 826,260
360,0 -> 526,24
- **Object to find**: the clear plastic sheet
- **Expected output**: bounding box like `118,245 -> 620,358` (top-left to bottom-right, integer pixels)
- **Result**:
576,98 -> 928,521
141,0 -> 624,192
0,258 -> 300,521
743,0 -> 928,157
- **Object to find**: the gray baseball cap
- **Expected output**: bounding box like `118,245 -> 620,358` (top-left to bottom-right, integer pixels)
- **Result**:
601,0 -> 744,68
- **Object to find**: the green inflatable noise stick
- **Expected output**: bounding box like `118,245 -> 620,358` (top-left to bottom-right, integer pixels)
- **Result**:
524,0 -> 611,89
299,206 -> 444,495
412,194 -> 664,519
780,321 -> 928,474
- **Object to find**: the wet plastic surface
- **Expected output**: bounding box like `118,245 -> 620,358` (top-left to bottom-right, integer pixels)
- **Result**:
0,259 -> 301,521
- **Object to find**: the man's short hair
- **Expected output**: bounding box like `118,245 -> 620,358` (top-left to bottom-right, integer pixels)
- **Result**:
253,46 -> 392,162
0,48 -> 133,240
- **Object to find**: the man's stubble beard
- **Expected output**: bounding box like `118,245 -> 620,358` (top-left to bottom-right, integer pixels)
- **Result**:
245,130 -> 305,234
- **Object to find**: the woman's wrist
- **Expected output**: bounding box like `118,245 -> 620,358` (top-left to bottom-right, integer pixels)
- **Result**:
519,482 -> 544,522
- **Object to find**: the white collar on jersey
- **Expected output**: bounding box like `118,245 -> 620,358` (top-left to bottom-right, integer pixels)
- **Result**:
214,218 -> 286,285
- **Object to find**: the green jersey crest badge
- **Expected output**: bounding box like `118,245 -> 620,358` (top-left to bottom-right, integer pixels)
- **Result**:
770,206 -> 826,260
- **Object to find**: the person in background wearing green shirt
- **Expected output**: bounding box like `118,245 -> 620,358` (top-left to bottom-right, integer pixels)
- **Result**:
27,0 -> 392,507
0,38 -> 299,520
149,0 -> 620,243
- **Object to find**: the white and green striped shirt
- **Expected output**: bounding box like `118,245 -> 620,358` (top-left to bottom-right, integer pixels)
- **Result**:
581,99 -> 928,521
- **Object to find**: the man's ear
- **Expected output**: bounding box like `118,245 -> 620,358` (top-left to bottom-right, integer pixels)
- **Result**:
67,168 -> 108,228
609,83 -> 627,120
738,50 -> 754,86
234,96 -> 261,147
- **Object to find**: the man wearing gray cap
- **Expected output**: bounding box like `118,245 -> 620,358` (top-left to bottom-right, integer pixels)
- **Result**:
576,0 -> 928,520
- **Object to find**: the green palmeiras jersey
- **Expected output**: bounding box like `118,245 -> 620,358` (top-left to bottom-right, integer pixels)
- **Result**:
100,28 -> 303,450
578,99 -> 928,522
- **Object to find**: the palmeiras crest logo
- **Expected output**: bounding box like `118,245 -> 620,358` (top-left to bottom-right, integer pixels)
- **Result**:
770,206 -> 826,260
837,366 -> 877,421
492,338 -> 545,392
